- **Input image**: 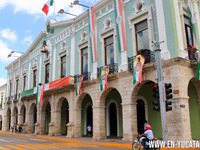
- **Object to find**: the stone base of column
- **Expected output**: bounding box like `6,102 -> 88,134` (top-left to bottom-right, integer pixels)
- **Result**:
66,122 -> 74,138
34,122 -> 40,135
48,122 -> 55,136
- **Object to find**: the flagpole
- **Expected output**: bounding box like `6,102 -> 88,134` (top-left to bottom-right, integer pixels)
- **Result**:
53,0 -> 56,19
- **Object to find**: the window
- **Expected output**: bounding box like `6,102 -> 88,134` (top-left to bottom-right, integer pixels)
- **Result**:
33,70 -> 37,88
184,16 -> 193,47
81,47 -> 88,73
0,93 -> 3,108
45,63 -> 50,83
135,20 -> 149,53
60,55 -> 66,78
16,79 -> 19,95
104,35 -> 114,65
23,75 -> 26,91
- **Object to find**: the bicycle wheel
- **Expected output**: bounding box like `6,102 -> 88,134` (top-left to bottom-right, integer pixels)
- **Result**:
132,141 -> 141,150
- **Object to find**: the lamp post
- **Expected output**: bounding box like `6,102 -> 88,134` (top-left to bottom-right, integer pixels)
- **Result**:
70,0 -> 89,8
7,51 -> 24,58
57,9 -> 77,17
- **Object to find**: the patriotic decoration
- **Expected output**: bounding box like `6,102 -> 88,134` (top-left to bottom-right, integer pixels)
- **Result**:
195,50 -> 200,80
76,75 -> 84,96
22,76 -> 70,104
100,66 -> 110,91
114,0 -> 127,52
133,55 -> 145,84
88,7 -> 97,62
187,0 -> 197,47
42,0 -> 54,15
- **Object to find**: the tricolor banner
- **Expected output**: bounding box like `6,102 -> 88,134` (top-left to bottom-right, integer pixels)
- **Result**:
42,0 -> 54,15
88,7 -> 97,62
114,0 -> 127,52
195,50 -> 200,80
133,55 -> 145,84
187,0 -> 197,47
76,75 -> 83,96
100,66 -> 110,91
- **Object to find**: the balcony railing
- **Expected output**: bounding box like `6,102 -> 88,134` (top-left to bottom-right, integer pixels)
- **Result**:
187,46 -> 197,61
128,50 -> 155,70
74,72 -> 91,83
97,63 -> 118,78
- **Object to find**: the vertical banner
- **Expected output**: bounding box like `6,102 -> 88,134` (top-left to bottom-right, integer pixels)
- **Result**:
195,50 -> 200,80
76,75 -> 84,96
114,0 -> 127,52
187,0 -> 197,47
100,66 -> 110,91
88,7 -> 97,62
133,55 -> 145,84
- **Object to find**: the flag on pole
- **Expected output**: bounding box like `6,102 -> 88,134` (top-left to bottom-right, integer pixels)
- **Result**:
42,0 -> 54,15
114,0 -> 127,52
187,0 -> 197,47
133,55 -> 145,84
100,66 -> 110,91
76,75 -> 83,95
36,84 -> 44,105
195,50 -> 200,80
88,7 -> 97,62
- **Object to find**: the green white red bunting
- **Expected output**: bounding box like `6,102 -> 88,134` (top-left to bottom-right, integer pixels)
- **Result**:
114,0 -> 127,52
100,66 -> 110,91
42,0 -> 54,15
187,0 -> 197,47
88,7 -> 97,62
133,55 -> 145,84
76,75 -> 83,96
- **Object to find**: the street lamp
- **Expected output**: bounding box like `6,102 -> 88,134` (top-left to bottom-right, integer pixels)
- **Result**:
57,9 -> 77,17
70,0 -> 89,8
7,51 -> 24,58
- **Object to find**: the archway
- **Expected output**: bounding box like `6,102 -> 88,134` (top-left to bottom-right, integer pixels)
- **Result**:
13,107 -> 18,124
7,108 -> 11,131
81,94 -> 93,137
33,105 -> 37,133
20,105 -> 26,124
0,115 -> 2,130
61,99 -> 69,135
105,89 -> 123,138
30,103 -> 37,133
137,99 -> 146,134
188,81 -> 200,139
45,102 -> 51,134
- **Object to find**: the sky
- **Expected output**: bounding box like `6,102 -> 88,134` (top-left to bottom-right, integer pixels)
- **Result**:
0,0 -> 100,86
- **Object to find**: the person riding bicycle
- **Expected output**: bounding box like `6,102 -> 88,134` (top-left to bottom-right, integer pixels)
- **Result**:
138,124 -> 154,149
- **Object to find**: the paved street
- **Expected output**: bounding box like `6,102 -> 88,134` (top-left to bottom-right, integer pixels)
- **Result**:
0,132 -> 132,150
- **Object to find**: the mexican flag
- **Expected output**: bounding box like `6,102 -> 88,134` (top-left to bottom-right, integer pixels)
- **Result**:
36,84 -> 44,105
76,75 -> 83,96
187,0 -> 197,47
100,66 -> 110,91
42,0 -> 54,15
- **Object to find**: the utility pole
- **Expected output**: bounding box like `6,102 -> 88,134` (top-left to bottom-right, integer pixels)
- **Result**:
150,0 -> 167,141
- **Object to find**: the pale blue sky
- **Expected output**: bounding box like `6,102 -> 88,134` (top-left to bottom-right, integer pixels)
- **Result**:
0,0 -> 100,86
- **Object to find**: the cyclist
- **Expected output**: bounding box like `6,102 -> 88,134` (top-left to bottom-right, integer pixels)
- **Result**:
138,124 -> 154,149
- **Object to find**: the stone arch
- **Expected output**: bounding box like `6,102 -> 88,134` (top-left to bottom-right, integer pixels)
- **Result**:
29,103 -> 37,133
41,100 -> 51,134
0,115 -> 2,130
188,78 -> 200,139
6,107 -> 11,131
55,97 -> 69,136
100,87 -> 116,106
13,106 -> 18,124
20,105 -> 26,124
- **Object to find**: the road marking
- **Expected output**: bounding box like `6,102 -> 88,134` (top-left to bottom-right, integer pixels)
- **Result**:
5,145 -> 26,150
0,139 -> 9,142
30,138 -> 46,142
27,144 -> 50,149
0,146 -> 10,150
37,144 -> 59,148
16,144 -> 38,149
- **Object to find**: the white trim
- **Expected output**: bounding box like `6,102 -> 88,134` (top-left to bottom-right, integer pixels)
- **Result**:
52,45 -> 56,81
70,31 -> 75,76
155,0 -> 170,60
106,100 -> 119,137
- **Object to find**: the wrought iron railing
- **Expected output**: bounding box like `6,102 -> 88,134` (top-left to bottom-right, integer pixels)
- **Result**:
97,63 -> 118,78
74,72 -> 91,83
128,50 -> 155,70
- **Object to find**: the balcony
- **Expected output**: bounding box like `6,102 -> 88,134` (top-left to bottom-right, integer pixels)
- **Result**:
128,50 -> 155,70
74,72 -> 91,83
13,94 -> 19,102
6,97 -> 11,104
97,63 -> 118,78
187,46 -> 197,61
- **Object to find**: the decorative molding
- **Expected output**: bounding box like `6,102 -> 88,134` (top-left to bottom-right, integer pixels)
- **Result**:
133,0 -> 144,13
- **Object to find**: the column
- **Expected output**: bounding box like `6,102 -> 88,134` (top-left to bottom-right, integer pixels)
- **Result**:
54,110 -> 61,136
93,105 -> 106,140
73,104 -> 81,137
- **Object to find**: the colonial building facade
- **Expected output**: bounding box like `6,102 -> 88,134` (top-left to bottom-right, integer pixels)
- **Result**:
3,0 -> 200,141
0,84 -> 7,131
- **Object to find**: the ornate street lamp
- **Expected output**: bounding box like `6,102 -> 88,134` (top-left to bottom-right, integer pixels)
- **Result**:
70,0 -> 89,8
